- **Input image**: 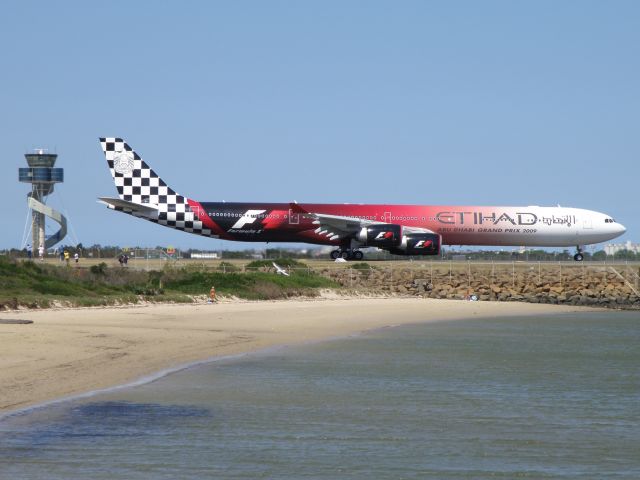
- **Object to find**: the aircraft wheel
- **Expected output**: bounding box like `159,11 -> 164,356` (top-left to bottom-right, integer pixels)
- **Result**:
353,251 -> 364,260
574,253 -> 584,262
330,250 -> 340,260
341,251 -> 350,260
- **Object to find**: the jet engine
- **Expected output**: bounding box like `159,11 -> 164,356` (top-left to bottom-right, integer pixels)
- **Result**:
357,224 -> 402,248
389,233 -> 441,256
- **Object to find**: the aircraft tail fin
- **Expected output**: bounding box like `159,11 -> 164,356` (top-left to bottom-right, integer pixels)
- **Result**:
98,137 -> 225,237
98,137 -> 180,205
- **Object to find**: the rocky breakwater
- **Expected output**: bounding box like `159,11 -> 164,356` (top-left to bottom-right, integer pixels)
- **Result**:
320,263 -> 640,309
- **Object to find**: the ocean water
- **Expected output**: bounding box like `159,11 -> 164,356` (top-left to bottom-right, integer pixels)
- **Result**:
1,311 -> 639,479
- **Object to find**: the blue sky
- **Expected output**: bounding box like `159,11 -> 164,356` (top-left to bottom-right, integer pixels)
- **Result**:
1,1 -> 638,251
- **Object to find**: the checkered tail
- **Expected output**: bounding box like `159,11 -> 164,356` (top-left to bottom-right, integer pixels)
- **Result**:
98,137 -> 213,236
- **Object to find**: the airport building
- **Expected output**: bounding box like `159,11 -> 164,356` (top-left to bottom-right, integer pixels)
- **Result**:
604,241 -> 640,256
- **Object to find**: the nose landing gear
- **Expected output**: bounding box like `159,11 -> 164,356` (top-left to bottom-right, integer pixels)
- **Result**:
574,246 -> 584,262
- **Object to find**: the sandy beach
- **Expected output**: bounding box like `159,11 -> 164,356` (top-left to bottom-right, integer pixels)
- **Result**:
0,298 -> 593,416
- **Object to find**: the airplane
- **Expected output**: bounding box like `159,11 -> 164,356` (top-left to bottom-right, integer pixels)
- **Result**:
98,137 -> 626,262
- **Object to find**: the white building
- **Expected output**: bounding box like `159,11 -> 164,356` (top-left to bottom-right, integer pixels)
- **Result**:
604,241 -> 640,256
191,252 -> 219,259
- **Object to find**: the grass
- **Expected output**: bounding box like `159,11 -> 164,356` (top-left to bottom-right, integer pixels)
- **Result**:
245,258 -> 306,269
162,269 -> 336,300
0,256 -> 339,309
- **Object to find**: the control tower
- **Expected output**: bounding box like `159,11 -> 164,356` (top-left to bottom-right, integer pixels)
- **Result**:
19,149 -> 67,250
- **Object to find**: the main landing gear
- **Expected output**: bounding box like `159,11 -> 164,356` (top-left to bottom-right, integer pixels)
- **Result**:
574,246 -> 584,262
330,249 -> 364,261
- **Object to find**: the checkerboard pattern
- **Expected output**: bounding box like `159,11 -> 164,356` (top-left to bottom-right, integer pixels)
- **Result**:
99,137 -> 213,236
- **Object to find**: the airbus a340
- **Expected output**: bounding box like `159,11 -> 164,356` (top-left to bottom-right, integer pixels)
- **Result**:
98,138 -> 625,261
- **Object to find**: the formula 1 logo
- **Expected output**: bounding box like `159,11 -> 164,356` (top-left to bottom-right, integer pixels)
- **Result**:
231,210 -> 266,229
375,231 -> 395,240
414,239 -> 433,249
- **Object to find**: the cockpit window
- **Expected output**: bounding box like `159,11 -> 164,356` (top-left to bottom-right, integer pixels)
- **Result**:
604,218 -> 615,223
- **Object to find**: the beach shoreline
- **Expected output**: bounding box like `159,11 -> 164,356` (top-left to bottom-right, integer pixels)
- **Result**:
0,297 -> 597,418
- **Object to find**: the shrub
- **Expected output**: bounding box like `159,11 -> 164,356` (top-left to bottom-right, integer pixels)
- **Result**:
217,261 -> 239,273
350,262 -> 375,270
90,262 -> 108,275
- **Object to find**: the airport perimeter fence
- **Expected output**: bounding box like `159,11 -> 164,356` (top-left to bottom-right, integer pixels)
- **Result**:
52,252 -> 638,299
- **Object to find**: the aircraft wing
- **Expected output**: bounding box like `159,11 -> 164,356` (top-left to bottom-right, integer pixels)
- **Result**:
289,203 -> 435,241
98,197 -> 159,215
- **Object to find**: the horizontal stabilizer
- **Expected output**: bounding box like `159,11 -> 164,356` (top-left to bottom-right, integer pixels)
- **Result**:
98,197 -> 158,214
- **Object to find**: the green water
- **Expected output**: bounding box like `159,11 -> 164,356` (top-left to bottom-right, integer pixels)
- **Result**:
1,311 -> 638,479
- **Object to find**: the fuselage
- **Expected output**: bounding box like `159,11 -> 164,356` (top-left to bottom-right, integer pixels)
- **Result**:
193,202 -> 625,247
98,137 -> 627,257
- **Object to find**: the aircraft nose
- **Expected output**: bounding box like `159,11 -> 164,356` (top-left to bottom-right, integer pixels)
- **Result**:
616,223 -> 626,236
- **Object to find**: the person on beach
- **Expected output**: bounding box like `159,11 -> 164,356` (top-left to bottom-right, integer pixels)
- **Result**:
74,252 -> 79,264
209,286 -> 216,304
64,250 -> 70,266
38,245 -> 45,261
26,244 -> 32,260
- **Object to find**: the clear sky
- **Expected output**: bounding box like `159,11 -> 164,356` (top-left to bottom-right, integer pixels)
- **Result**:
2,1 -> 638,251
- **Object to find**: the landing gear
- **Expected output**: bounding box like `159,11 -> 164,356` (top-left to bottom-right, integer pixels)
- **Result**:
329,249 -> 363,260
574,246 -> 584,262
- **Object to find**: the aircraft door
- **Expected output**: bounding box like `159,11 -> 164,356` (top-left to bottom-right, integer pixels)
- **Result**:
190,203 -> 205,221
288,209 -> 299,225
583,217 -> 593,229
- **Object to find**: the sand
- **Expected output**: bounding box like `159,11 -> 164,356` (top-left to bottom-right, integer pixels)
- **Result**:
0,298 -> 592,416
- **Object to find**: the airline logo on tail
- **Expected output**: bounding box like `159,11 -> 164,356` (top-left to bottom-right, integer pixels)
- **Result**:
113,151 -> 134,175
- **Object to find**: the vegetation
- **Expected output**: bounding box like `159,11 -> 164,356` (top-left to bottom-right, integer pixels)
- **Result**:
350,262 -> 376,270
162,269 -> 335,300
245,258 -> 306,269
0,256 -> 338,310
216,261 -> 239,273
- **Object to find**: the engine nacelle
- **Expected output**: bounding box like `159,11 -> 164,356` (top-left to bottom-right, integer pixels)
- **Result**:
389,233 -> 441,256
357,224 -> 402,248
